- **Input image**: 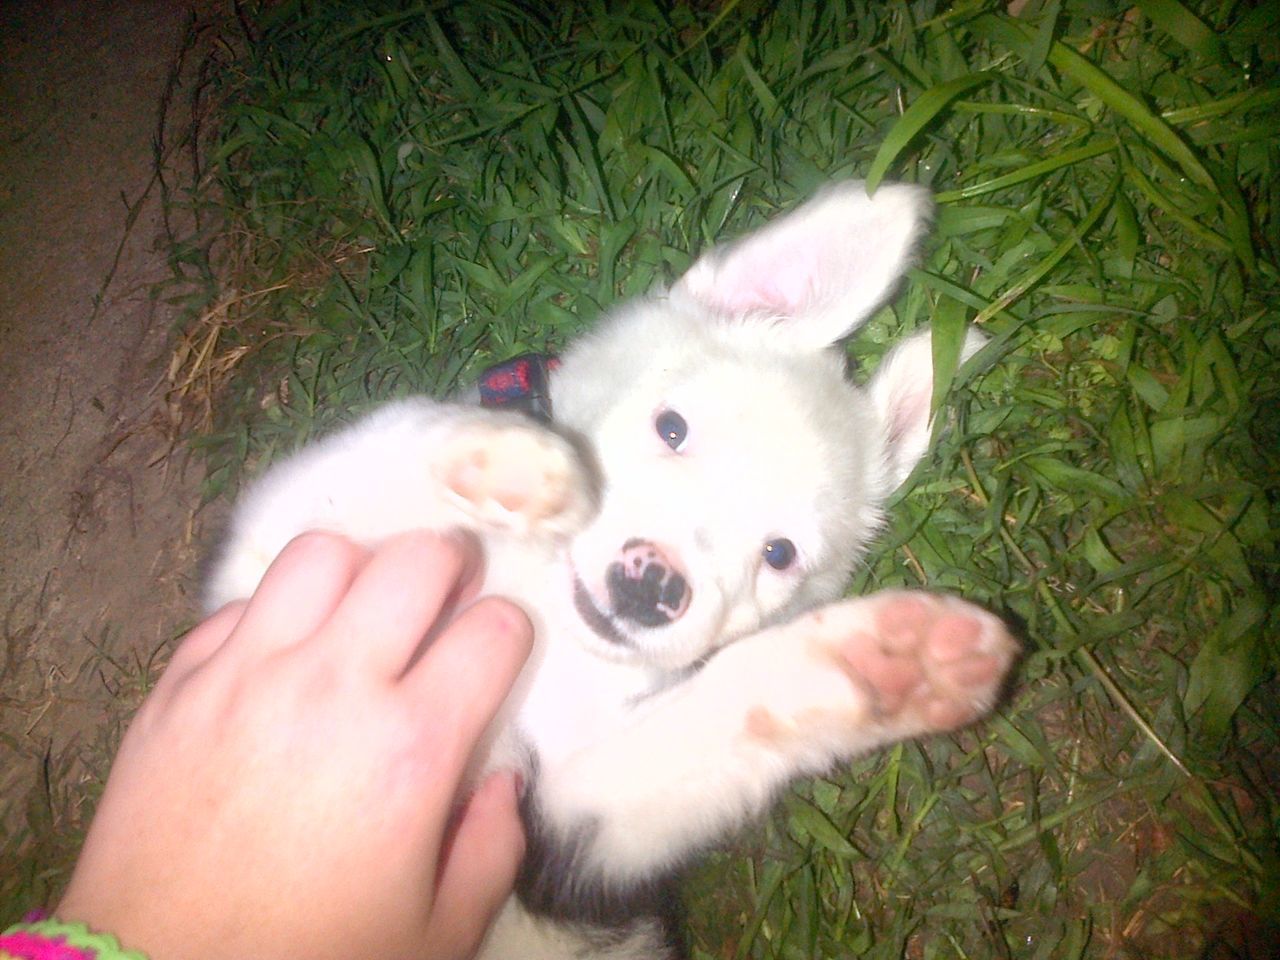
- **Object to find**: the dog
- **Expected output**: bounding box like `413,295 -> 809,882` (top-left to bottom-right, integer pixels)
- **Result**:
206,181 -> 1018,958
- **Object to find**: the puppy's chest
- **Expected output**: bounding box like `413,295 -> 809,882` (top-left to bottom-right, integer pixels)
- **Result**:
477,539 -> 658,765
518,646 -> 649,767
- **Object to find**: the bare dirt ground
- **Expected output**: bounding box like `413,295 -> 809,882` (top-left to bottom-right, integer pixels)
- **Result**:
0,0 -> 209,913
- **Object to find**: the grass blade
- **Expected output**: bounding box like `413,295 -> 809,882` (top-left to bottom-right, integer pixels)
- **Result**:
866,72 -> 996,192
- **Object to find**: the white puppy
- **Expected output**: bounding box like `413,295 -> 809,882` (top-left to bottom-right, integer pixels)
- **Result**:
207,182 -> 1018,958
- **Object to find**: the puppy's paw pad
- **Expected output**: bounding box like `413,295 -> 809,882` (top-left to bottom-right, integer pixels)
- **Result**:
438,424 -> 593,536
829,592 -> 1016,733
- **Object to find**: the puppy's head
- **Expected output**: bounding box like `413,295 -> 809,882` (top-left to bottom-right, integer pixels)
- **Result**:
551,182 -> 979,671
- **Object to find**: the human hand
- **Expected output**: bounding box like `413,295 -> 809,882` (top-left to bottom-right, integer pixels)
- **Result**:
56,530 -> 532,960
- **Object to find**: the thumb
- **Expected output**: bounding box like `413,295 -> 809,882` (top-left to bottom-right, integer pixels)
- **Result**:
426,771 -> 526,959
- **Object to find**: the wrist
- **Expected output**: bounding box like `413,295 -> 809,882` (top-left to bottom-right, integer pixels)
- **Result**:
0,917 -> 149,960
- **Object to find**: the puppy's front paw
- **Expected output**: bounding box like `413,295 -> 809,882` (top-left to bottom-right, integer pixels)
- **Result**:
437,421 -> 596,538
815,591 -> 1017,735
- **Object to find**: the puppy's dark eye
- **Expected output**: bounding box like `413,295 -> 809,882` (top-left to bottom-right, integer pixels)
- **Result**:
763,538 -> 796,570
655,410 -> 687,450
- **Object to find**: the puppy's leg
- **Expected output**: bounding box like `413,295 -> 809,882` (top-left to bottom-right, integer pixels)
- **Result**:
531,591 -> 1016,888
206,400 -> 596,608
435,417 -> 596,539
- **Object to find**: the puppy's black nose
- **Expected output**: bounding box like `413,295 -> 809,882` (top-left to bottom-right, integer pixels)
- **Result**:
606,539 -> 691,627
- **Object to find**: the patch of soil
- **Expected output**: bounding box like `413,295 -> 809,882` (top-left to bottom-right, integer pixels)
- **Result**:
0,0 -> 213,915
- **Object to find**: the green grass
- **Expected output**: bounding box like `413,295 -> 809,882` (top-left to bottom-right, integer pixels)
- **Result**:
140,0 -> 1280,955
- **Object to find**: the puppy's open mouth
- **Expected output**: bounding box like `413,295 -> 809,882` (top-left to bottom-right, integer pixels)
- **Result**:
572,574 -> 631,648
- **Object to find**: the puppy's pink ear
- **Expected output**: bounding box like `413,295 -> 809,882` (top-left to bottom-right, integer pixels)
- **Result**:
870,328 -> 985,490
671,182 -> 931,350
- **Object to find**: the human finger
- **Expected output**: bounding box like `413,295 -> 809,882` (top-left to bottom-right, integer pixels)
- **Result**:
403,595 -> 532,775
315,530 -> 483,680
153,601 -> 246,697
425,770 -> 526,960
219,531 -> 368,666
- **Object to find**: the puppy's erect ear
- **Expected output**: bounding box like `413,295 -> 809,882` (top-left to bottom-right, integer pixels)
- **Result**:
671,181 -> 931,349
870,328 -> 985,491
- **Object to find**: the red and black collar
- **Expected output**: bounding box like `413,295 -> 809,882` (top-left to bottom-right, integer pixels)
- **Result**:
477,353 -> 559,423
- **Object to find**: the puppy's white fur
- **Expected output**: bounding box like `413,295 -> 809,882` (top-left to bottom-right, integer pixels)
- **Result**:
207,182 -> 1014,958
